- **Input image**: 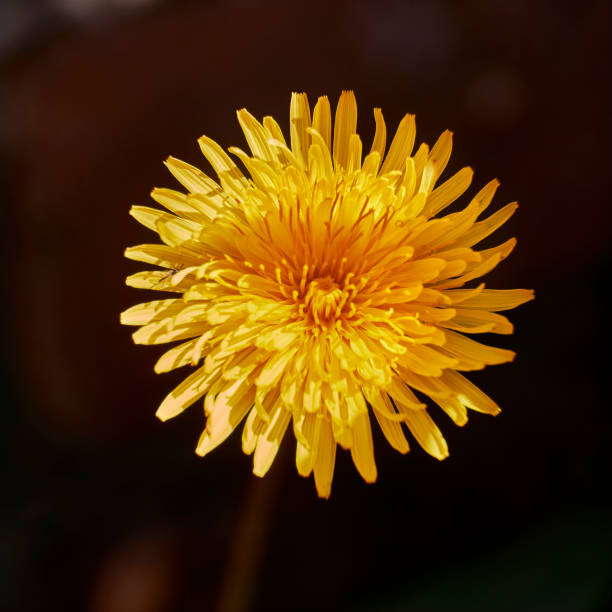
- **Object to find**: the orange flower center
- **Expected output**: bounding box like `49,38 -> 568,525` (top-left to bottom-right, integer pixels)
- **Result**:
301,277 -> 348,328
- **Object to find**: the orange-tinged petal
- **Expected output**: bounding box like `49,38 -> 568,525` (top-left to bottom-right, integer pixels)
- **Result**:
371,405 -> 410,454
447,288 -> 534,311
422,167 -> 473,218
312,96 -> 332,153
369,107 -> 387,172
350,412 -> 377,483
403,409 -> 449,460
428,129 -> 453,182
313,416 -> 336,499
333,90 -> 358,171
455,202 -> 518,248
439,369 -> 501,416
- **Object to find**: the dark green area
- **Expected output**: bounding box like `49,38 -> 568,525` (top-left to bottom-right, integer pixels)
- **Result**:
376,512 -> 612,612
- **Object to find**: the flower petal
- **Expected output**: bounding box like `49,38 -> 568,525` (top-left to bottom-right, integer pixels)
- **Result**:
455,202 -> 518,248
313,416 -> 336,499
312,96 -> 332,153
422,167 -> 473,218
253,406 -> 291,477
156,366 -> 220,421
333,90 -> 358,171
237,109 -> 275,162
198,135 -> 250,196
403,409 -> 449,460
369,107 -> 387,171
380,113 -> 416,175
428,129 -> 453,182
196,378 -> 256,456
350,412 -> 377,483
441,329 -> 515,370
439,369 -> 501,415
446,288 -> 534,311
290,92 -> 312,167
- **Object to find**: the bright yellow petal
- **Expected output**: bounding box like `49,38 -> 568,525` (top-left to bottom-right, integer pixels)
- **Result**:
198,135 -> 250,196
312,96 -> 332,153
380,113 -> 416,175
236,108 -> 274,162
443,309 -> 514,335
369,107 -> 387,171
446,288 -> 534,311
428,129 -> 453,182
403,409 -> 449,460
253,406 -> 291,477
156,367 -> 220,421
433,396 -> 468,426
196,378 -> 256,456
367,387 -> 410,454
441,329 -> 515,370
164,156 -> 226,202
154,338 -> 200,373
422,167 -> 473,218
439,369 -> 501,415
295,412 -> 320,476
120,299 -> 183,326
313,416 -> 336,499
455,202 -> 518,248
333,90 -> 358,171
350,412 -> 377,483
290,92 -> 312,167
242,407 -> 265,455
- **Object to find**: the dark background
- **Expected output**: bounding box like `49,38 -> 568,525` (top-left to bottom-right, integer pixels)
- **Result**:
2,1 -> 611,611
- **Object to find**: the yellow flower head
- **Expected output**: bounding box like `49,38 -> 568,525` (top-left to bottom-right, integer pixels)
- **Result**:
121,91 -> 533,498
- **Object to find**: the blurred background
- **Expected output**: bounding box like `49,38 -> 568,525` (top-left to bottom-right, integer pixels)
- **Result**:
2,0 -> 611,610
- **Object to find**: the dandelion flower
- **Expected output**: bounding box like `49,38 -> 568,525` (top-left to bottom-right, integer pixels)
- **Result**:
121,91 -> 533,498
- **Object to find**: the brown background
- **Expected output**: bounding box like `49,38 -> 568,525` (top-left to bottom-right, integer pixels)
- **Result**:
2,1 -> 611,611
